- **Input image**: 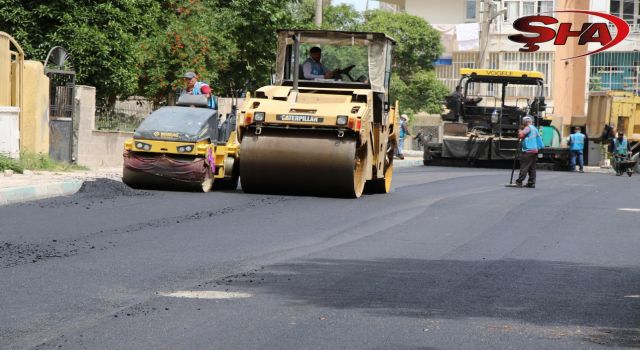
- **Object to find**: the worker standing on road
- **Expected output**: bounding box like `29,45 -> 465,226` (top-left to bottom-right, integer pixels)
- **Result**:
396,114 -> 410,160
183,71 -> 216,109
568,126 -> 586,173
516,116 -> 544,188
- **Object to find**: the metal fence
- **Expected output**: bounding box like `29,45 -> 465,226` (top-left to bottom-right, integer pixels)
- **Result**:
95,97 -> 154,132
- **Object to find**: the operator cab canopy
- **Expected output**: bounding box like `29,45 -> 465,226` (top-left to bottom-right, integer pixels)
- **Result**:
276,29 -> 396,94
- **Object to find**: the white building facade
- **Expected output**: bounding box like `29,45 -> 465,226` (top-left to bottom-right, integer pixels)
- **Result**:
380,0 -> 640,128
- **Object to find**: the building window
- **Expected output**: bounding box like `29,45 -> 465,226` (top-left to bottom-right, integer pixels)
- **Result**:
504,1 -> 521,23
501,52 -> 553,97
503,0 -> 555,23
610,0 -> 640,30
466,0 -> 477,20
589,51 -> 640,94
523,1 -> 536,16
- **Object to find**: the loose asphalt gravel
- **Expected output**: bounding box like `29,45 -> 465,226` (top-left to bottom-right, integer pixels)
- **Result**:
0,166 -> 639,350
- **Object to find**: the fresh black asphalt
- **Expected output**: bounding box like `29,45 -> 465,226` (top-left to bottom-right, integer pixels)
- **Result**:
1,167 -> 639,349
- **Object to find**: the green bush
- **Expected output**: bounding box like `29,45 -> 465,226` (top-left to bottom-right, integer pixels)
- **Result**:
0,155 -> 24,174
0,153 -> 88,173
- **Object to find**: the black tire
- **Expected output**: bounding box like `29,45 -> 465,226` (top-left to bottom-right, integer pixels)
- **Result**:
122,167 -> 143,189
214,175 -> 239,191
214,159 -> 240,191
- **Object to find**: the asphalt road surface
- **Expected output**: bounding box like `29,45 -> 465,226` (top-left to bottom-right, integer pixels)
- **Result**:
1,167 -> 639,350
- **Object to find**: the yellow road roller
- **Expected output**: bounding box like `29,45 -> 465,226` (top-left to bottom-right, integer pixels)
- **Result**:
122,94 -> 239,192
238,29 -> 399,198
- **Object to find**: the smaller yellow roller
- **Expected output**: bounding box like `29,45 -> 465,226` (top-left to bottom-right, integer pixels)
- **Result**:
122,95 -> 239,192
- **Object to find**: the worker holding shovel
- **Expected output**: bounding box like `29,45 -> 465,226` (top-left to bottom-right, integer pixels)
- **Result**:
514,116 -> 544,188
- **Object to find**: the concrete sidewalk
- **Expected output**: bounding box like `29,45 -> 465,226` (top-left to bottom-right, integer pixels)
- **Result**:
0,168 -> 122,206
393,156 -> 423,168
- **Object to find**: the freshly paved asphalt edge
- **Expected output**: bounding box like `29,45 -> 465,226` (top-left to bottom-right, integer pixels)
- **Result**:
0,179 -> 83,206
0,159 -> 424,206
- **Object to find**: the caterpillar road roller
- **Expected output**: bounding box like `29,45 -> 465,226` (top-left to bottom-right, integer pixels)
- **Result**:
237,29 -> 399,198
122,94 -> 239,192
424,68 -> 571,169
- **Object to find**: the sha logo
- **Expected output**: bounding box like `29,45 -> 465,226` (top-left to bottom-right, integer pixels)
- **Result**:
508,10 -> 630,60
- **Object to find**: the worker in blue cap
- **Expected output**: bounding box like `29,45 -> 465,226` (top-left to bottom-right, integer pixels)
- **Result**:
516,116 -> 544,188
183,71 -> 216,109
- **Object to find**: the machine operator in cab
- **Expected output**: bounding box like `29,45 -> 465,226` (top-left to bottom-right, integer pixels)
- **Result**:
183,71 -> 217,109
302,47 -> 338,80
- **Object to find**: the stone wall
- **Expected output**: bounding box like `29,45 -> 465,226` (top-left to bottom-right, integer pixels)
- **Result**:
74,88 -> 244,169
75,86 -> 133,168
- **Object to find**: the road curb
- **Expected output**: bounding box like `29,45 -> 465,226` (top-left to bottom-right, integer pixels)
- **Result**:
394,158 -> 423,168
0,179 -> 83,206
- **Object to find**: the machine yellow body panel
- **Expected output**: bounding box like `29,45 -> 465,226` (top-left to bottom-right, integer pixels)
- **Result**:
587,91 -> 640,143
460,68 -> 544,80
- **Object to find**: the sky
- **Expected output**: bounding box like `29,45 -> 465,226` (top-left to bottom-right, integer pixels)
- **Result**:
333,0 -> 377,12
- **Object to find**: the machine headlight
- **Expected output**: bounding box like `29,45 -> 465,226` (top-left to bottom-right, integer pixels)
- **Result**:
336,115 -> 348,126
136,142 -> 151,151
177,145 -> 194,152
254,112 -> 265,122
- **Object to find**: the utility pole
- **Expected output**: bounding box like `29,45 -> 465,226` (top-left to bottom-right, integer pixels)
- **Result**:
476,0 -> 495,70
315,0 -> 323,27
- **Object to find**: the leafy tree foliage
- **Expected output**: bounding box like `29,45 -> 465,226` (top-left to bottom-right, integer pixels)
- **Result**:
0,0 -> 161,103
363,10 -> 448,114
0,0 -> 448,112
391,70 -> 449,114
363,10 -> 442,77
137,0 -> 236,104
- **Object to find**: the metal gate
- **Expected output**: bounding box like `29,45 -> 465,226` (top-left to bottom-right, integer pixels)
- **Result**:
45,46 -> 75,162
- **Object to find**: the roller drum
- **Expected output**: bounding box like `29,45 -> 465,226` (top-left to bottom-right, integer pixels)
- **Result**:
240,129 -> 366,197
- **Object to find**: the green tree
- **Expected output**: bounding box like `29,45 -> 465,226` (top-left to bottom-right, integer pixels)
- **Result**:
363,10 -> 442,78
391,71 -> 448,114
216,0 -> 300,94
137,0 -> 236,104
0,0 -> 161,104
289,0 -> 362,30
139,0 -> 298,103
363,10 -> 448,114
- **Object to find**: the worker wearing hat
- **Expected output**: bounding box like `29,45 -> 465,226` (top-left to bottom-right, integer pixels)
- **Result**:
612,131 -> 631,175
182,71 -> 216,109
396,114 -> 410,160
515,115 -> 544,188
